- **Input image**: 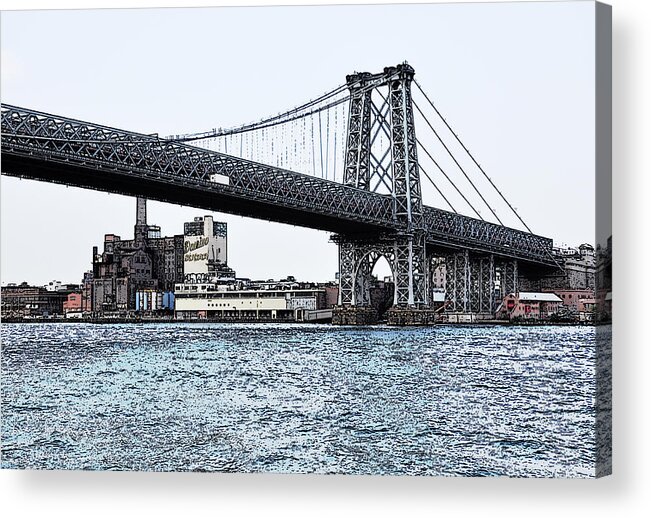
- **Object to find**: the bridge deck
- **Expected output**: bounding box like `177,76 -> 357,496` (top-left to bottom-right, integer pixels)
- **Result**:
1,104 -> 555,266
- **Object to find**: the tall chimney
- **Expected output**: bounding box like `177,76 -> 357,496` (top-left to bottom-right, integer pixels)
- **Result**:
134,197 -> 147,247
136,197 -> 147,227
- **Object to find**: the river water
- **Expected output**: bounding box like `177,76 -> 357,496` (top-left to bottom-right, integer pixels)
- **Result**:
1,323 -> 599,477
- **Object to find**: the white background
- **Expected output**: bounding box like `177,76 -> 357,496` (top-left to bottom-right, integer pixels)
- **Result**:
0,1 -> 649,517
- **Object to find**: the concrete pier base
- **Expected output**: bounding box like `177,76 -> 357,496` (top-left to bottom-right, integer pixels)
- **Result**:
385,308 -> 439,326
332,306 -> 378,325
438,312 -> 495,324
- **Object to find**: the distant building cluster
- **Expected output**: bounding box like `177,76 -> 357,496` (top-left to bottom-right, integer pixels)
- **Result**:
1,281 -> 80,319
1,197 -> 337,322
0,200 -> 611,324
539,243 -> 597,291
498,241 -> 611,322
429,241 -> 611,323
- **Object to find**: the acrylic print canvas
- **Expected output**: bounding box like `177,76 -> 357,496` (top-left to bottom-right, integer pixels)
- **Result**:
0,1 -> 612,478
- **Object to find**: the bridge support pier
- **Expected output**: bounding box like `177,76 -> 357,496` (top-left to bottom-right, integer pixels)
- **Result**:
329,63 -> 534,326
441,252 -> 517,320
444,251 -> 495,315
498,258 -> 519,298
332,233 -> 430,325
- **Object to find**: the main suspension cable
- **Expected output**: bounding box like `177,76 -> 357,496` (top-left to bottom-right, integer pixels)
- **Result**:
418,164 -> 457,213
414,79 -> 533,233
413,98 -> 503,225
170,82 -> 349,142
171,70 -> 400,146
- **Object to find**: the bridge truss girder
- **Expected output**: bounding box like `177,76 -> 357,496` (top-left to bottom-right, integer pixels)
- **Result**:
1,95 -> 556,279
0,104 -> 395,236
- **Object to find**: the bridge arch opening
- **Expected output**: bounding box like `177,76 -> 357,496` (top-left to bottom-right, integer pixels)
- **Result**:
353,251 -> 395,317
371,254 -> 393,283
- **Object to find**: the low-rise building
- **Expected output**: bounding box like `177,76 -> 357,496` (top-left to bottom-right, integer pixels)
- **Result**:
1,282 -> 79,319
324,284 -> 339,308
498,292 -> 563,321
544,289 -> 595,313
174,283 -> 328,321
578,298 -> 598,322
63,292 -> 83,317
596,237 -> 612,321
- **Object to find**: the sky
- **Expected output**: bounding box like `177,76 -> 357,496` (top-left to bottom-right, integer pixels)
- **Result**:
0,1 -> 597,286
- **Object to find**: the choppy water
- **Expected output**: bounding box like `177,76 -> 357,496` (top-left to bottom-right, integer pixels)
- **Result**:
1,323 -> 599,477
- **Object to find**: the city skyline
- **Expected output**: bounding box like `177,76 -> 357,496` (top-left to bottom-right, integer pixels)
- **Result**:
1,2 -> 597,286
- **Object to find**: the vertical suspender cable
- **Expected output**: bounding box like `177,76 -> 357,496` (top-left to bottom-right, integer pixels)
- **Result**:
293,118 -> 298,172
285,120 -> 289,167
333,103 -> 338,183
310,115 -> 316,176
255,127 -> 259,161
318,110 -> 324,178
325,107 -> 330,181
311,114 -> 316,177
303,116 -> 307,174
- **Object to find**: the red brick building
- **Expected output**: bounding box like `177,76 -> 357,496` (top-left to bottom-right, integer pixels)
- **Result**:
63,292 -> 83,317
543,289 -> 594,313
499,292 -> 563,321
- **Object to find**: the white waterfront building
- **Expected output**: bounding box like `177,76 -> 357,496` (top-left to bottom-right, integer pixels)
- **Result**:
174,283 -> 327,321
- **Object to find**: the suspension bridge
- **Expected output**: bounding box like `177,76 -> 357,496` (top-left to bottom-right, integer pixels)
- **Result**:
1,63 -> 558,324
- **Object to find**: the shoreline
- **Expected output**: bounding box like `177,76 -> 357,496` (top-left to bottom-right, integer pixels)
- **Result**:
0,317 -> 605,327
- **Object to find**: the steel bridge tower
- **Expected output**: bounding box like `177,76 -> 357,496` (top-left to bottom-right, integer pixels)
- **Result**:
335,64 -> 430,323
333,64 -> 520,324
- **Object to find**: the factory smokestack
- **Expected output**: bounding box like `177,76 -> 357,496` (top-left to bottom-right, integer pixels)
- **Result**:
136,197 -> 147,227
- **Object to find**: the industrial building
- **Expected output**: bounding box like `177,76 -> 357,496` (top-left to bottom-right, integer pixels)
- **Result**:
170,214 -> 339,321
88,197 -> 183,313
87,198 -> 229,315
182,215 -> 233,285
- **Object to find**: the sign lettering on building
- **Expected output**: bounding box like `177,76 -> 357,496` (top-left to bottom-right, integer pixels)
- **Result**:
183,235 -> 219,275
184,237 -> 210,254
